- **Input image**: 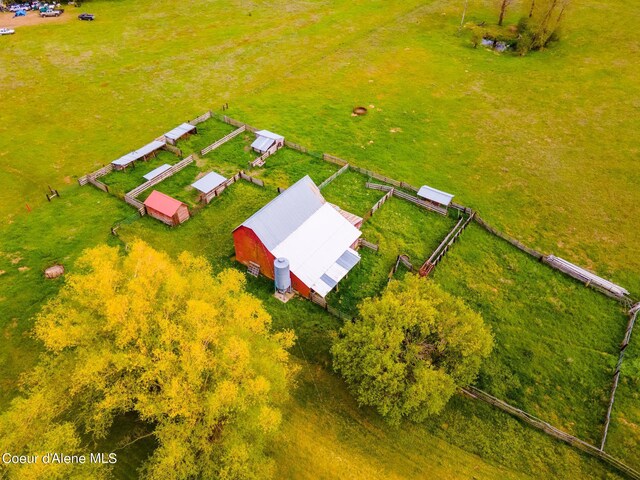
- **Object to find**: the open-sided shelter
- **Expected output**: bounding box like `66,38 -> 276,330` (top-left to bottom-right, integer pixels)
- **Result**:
417,185 -> 454,208
112,140 -> 166,170
233,176 -> 362,298
164,123 -> 197,145
143,190 -> 190,226
191,171 -> 228,202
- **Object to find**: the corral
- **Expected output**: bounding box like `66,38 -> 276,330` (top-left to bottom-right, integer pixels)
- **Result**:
73,111 -> 639,478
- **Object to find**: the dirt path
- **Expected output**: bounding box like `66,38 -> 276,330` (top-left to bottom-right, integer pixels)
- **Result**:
0,11 -> 74,28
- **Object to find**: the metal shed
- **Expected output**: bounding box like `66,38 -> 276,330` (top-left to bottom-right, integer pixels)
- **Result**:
417,185 -> 454,207
191,171 -> 227,194
251,130 -> 285,154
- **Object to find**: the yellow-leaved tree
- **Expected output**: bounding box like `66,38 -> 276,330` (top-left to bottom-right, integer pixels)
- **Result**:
0,240 -> 296,480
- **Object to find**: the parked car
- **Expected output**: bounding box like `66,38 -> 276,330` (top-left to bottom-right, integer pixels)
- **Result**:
0,28 -> 16,35
77,12 -> 94,20
40,9 -> 61,16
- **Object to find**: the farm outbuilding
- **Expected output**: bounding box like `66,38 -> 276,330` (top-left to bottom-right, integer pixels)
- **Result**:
112,140 -> 166,170
233,175 -> 362,298
417,185 -> 454,208
251,130 -> 285,154
164,123 -> 197,145
191,171 -> 228,201
143,190 -> 190,226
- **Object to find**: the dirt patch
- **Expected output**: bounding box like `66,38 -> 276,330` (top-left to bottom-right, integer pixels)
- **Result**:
1,11 -> 74,29
18,266 -> 30,272
10,256 -> 22,265
352,106 -> 368,116
0,270 -> 5,276
63,176 -> 72,184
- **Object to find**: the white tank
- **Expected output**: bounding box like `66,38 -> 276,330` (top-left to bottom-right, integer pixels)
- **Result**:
274,257 -> 291,293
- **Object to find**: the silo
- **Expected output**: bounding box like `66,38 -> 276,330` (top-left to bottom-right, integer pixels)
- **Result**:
274,257 -> 291,293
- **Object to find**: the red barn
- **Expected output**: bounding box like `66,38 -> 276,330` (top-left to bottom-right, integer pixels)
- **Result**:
233,176 -> 362,298
144,190 -> 190,226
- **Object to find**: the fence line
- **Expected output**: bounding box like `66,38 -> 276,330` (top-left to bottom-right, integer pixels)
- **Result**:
161,142 -> 183,157
200,126 -> 246,156
364,187 -> 394,222
474,215 -> 544,259
601,306 -> 639,450
388,254 -> 414,281
217,114 -> 258,133
309,291 -> 354,322
319,163 -> 350,189
357,238 -> 379,252
88,176 -> 109,193
240,171 -> 264,187
322,153 -> 349,166
462,386 -> 640,480
126,155 -> 194,199
251,144 -> 279,167
364,182 -> 447,216
189,111 -> 213,126
78,163 -> 114,186
419,212 -> 475,276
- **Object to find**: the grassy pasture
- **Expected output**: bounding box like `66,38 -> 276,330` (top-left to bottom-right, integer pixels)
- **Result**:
431,224 -> 628,443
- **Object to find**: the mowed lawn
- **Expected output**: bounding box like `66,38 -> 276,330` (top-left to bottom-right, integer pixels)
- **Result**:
431,224 -> 628,443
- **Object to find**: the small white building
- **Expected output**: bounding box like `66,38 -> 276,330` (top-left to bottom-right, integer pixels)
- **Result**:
251,130 -> 285,154
417,185 -> 454,208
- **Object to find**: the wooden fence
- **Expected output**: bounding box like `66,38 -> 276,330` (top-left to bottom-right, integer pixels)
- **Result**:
388,254 -> 414,281
88,176 -> 109,193
189,111 -> 212,126
200,126 -> 246,156
202,171 -> 264,204
126,155 -> 194,199
357,238 -> 379,252
474,215 -> 544,259
78,163 -> 114,186
219,114 -> 258,133
251,144 -> 279,167
365,182 -> 447,216
601,306 -> 639,450
310,291 -> 354,322
240,171 -> 264,187
322,153 -> 349,167
462,386 -> 640,480
124,194 -> 145,215
162,142 -> 183,157
364,187 -> 394,221
419,213 -> 475,276
319,163 -> 349,189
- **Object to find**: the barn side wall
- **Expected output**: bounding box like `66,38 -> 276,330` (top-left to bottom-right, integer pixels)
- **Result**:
233,226 -> 311,298
147,207 -> 175,226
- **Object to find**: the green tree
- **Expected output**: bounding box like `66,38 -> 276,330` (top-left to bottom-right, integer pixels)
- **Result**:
0,241 -> 296,480
331,276 -> 493,425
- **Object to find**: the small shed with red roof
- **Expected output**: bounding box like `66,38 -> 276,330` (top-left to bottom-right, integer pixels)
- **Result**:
143,190 -> 190,226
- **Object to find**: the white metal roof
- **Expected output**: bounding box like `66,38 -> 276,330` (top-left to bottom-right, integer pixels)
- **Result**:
191,171 -> 227,194
271,203 -> 361,293
251,136 -> 275,153
143,164 -> 172,181
239,176 -> 325,251
311,248 -> 361,297
165,123 -> 196,141
417,185 -> 454,206
112,140 -> 166,167
255,130 -> 284,141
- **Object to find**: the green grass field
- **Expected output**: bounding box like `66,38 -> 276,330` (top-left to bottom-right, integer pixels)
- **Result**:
1,0 -> 639,477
